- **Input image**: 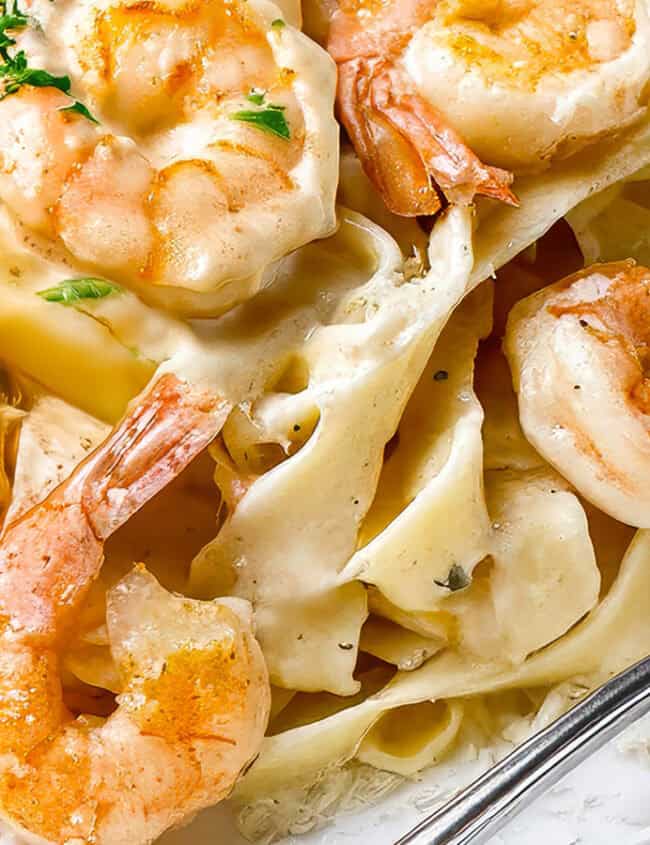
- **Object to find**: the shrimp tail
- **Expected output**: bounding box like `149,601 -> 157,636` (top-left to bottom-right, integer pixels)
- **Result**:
77,373 -> 228,539
0,374 -> 227,644
337,57 -> 519,216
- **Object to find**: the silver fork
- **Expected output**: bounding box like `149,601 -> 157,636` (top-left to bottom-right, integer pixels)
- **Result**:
395,655 -> 650,845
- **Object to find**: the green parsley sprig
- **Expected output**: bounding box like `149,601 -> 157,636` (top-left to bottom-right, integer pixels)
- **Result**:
231,88 -> 290,140
0,49 -> 71,98
0,14 -> 27,56
0,0 -> 28,62
246,88 -> 265,106
58,99 -> 99,123
0,0 -> 98,122
37,277 -> 122,305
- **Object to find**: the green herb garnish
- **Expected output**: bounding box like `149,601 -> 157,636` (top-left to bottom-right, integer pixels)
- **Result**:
434,564 -> 471,592
58,99 -> 99,123
246,88 -> 266,106
0,50 -> 70,97
271,17 -> 285,28
0,13 -> 27,55
0,2 -> 97,122
231,103 -> 290,140
0,0 -> 28,53
37,278 -> 121,304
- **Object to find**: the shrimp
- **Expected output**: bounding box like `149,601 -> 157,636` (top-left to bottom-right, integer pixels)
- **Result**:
505,260 -> 650,529
0,0 -> 338,315
0,373 -> 271,844
327,0 -> 650,216
327,0 -> 517,215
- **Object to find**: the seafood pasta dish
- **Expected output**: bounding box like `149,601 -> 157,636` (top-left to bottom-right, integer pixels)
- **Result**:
0,0 -> 649,841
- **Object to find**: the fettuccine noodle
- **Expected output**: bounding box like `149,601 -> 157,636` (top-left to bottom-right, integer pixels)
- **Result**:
0,0 -> 649,842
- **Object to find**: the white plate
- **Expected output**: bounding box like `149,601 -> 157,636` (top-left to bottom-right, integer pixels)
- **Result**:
163,714 -> 650,845
2,719 -> 645,845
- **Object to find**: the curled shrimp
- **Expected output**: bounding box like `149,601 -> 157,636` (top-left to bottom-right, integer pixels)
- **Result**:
327,0 -> 517,215
0,0 -> 338,315
505,260 -> 650,529
327,0 -> 650,216
0,374 -> 270,843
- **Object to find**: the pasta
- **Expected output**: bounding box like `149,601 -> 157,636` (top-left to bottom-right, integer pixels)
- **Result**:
189,206 -> 476,693
1,1 -> 650,842
234,525 -> 650,802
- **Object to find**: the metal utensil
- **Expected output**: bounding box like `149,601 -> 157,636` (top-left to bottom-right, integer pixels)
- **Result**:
396,655 -> 650,845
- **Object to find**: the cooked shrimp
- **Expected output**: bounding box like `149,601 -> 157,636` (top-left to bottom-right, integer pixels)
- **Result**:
0,0 -> 338,315
505,260 -> 650,528
327,0 -> 650,215
0,373 -> 270,843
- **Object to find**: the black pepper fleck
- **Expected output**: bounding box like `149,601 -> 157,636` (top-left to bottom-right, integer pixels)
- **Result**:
433,369 -> 449,381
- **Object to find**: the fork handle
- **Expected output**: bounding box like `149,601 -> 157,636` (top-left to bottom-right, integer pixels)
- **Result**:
396,655 -> 650,845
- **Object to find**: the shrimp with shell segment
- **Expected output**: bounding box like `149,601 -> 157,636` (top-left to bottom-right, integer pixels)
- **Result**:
0,373 -> 270,844
327,0 -> 650,216
327,0 -> 518,215
505,260 -> 650,529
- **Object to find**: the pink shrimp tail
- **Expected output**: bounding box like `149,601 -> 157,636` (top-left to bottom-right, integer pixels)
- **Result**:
76,374 -> 228,539
0,374 -> 228,644
336,57 -> 518,216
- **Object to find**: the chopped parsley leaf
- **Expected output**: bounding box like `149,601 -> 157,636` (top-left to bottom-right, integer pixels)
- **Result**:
37,277 -> 121,305
0,5 -> 97,122
0,50 -> 71,98
271,17 -> 285,28
58,99 -> 99,123
246,88 -> 266,106
434,564 -> 471,592
0,11 -> 28,56
0,0 -> 28,42
231,103 -> 290,140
